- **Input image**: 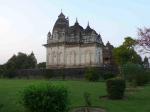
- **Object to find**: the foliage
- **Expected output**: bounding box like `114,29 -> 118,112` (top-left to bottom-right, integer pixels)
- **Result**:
106,77 -> 126,99
43,69 -> 53,79
6,52 -> 37,69
83,92 -> 91,107
113,46 -> 142,66
37,62 -> 46,69
123,37 -> 136,49
1,79 -> 150,112
102,71 -> 116,80
143,56 -> 149,68
122,63 -> 149,86
21,83 -> 69,112
146,70 -> 150,82
113,37 -> 142,66
85,67 -> 99,81
0,65 -> 5,77
2,52 -> 37,78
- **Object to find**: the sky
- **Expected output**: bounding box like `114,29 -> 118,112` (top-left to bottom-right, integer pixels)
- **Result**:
0,0 -> 150,64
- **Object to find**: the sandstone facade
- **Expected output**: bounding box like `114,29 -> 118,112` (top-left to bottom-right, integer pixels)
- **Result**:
44,12 -> 114,68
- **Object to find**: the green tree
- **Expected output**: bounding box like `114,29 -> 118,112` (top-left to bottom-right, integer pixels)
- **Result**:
3,52 -> 37,77
122,63 -> 148,86
113,37 -> 142,77
123,37 -> 136,49
37,62 -> 46,69
113,37 -> 142,66
0,65 -> 5,77
6,52 -> 37,69
85,67 -> 99,81
26,52 -> 37,69
143,56 -> 149,68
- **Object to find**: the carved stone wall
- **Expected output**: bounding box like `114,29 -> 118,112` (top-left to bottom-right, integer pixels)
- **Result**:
46,45 -> 103,68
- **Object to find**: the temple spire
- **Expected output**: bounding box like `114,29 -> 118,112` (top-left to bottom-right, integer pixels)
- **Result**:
74,17 -> 79,25
87,21 -> 89,27
76,17 -> 78,23
58,9 -> 65,18
86,21 -> 91,29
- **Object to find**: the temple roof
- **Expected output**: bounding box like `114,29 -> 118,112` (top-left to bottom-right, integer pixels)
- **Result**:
58,12 -> 65,18
106,41 -> 114,49
69,19 -> 84,35
84,22 -> 97,35
53,12 -> 69,32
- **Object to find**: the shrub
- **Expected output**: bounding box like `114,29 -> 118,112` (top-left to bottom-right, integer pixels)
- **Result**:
122,63 -> 148,86
43,70 -> 53,79
102,72 -> 116,80
83,92 -> 91,107
146,70 -> 150,83
106,77 -> 126,99
135,73 -> 149,86
21,83 -> 69,112
85,67 -> 99,81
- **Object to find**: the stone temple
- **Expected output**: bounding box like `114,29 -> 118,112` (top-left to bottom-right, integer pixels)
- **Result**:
44,12 -> 114,69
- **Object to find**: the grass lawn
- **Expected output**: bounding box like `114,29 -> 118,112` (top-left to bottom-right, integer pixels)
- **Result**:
0,79 -> 150,112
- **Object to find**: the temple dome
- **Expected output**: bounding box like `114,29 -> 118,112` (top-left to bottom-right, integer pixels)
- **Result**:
84,22 -> 97,35
69,19 -> 84,35
52,12 -> 69,32
106,41 -> 114,49
58,12 -> 65,18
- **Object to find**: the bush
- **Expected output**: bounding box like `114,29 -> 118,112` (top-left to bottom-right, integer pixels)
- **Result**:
146,70 -> 150,83
21,83 -> 69,112
106,77 -> 126,99
85,67 -> 99,81
102,72 -> 116,80
136,73 -> 149,86
83,92 -> 91,107
122,63 -> 148,86
43,70 -> 53,79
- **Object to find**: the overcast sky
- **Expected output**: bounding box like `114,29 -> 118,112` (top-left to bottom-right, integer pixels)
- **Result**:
0,0 -> 150,64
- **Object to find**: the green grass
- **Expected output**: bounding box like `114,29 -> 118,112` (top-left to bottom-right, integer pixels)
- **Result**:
0,79 -> 150,112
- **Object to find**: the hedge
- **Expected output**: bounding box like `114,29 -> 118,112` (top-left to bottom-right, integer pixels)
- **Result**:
106,77 -> 126,99
21,83 -> 69,112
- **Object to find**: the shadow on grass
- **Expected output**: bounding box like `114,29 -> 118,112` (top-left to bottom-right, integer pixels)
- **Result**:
0,104 -> 3,111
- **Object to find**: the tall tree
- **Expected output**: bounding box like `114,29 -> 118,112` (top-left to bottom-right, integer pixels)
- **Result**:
37,62 -> 46,69
113,37 -> 142,66
143,56 -> 149,68
4,52 -> 37,72
26,52 -> 37,69
123,37 -> 136,49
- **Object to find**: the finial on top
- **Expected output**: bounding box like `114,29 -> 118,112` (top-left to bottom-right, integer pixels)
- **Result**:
76,17 -> 78,23
87,21 -> 89,27
61,9 -> 62,13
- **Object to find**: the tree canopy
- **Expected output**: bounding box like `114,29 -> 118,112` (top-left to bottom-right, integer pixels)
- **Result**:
143,56 -> 149,68
123,37 -> 136,49
1,52 -> 37,77
5,52 -> 37,70
37,62 -> 46,69
113,37 -> 142,66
